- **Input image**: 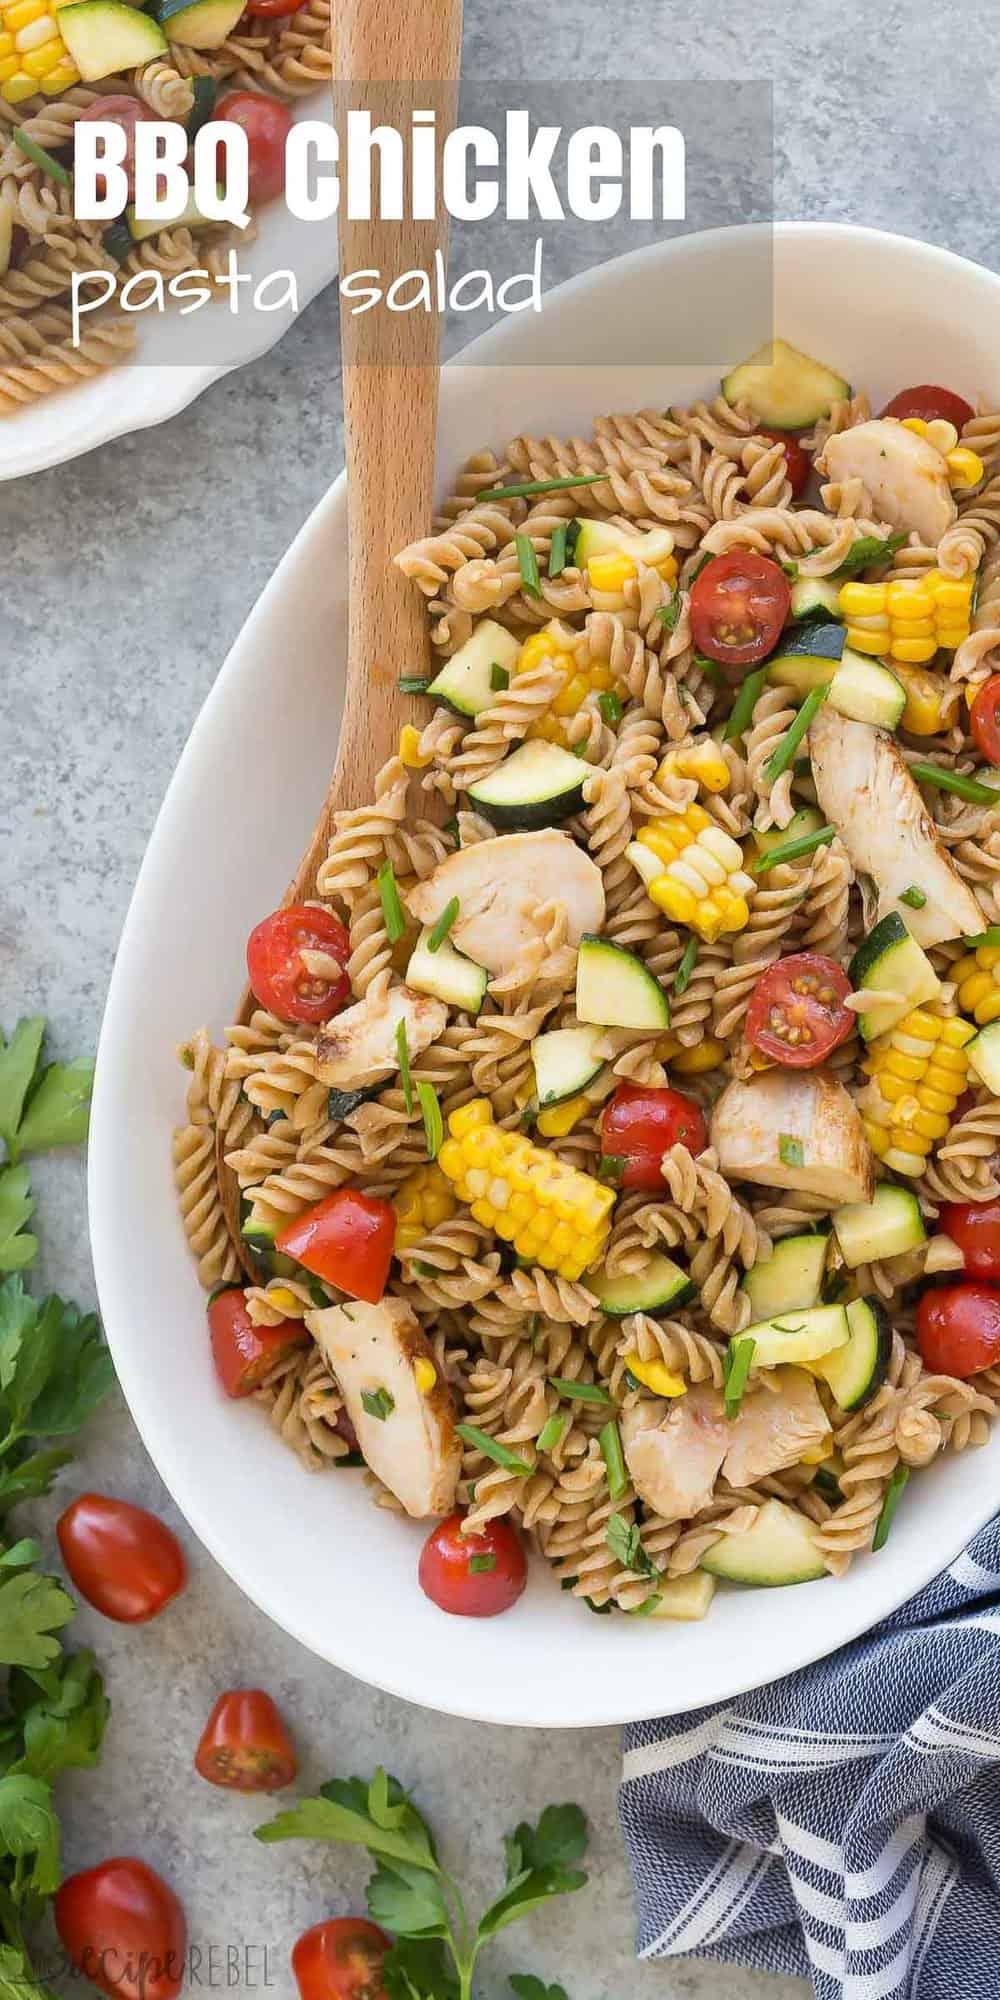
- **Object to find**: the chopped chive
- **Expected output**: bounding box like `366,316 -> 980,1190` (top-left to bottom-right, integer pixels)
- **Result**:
456,1423 -> 532,1474
599,1419 -> 628,1501
418,1081 -> 443,1159
397,674 -> 430,694
911,763 -> 1000,806
724,665 -> 768,742
548,1376 -> 614,1406
427,897 -> 460,952
469,1552 -> 497,1573
900,885 -> 927,910
395,1019 -> 414,1116
516,532 -> 542,598
361,1386 -> 394,1422
763,683 -> 830,785
598,1154 -> 625,1184
657,593 -> 681,633
13,127 -> 71,186
672,936 -> 698,999
548,520 -> 570,578
688,551 -> 716,583
476,472 -> 605,503
965,924 -> 1000,947
723,1336 -> 756,1420
753,824 -> 835,872
412,1260 -> 436,1277
489,662 -> 510,692
572,738 -> 589,758
873,1465 -> 910,1550
377,858 -> 406,944
598,691 -> 623,726
778,1133 -> 804,1169
693,651 -> 726,688
537,1412 -> 570,1454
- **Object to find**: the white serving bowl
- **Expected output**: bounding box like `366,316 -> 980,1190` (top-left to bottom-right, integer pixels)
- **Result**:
90,223 -> 1000,1727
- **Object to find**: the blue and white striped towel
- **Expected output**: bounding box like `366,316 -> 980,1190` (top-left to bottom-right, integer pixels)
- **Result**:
620,1518 -> 1000,1997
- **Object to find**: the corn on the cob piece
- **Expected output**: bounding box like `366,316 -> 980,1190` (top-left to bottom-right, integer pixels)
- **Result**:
953,946 -> 1000,1027
859,1007 -> 975,1176
657,740 -> 730,795
514,624 -> 614,744
627,806 -> 754,943
889,662 -> 956,736
899,416 -> 984,490
0,0 -> 77,101
438,1098 -> 614,1281
393,1163 -> 456,1254
838,571 -> 975,664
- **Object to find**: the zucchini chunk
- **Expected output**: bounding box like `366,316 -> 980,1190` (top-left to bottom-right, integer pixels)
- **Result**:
406,926 -> 488,1016
767,622 -> 846,695
153,0 -> 244,43
721,339 -> 850,431
968,1020 -> 1000,1096
813,1296 -> 891,1411
532,1025 -> 606,1106
574,519 -> 675,569
742,1233 -> 828,1320
426,621 -> 523,720
127,189 -> 216,242
589,1253 -> 695,1318
849,913 -> 940,1042
575,936 -> 671,1031
790,578 -> 842,624
828,651 -> 905,730
57,0 -> 166,77
240,1197 -> 297,1281
468,740 -> 586,829
832,1183 -> 926,1268
643,1573 -> 716,1621
753,807 -> 826,859
739,1303 -> 848,1370
700,1497 -> 830,1585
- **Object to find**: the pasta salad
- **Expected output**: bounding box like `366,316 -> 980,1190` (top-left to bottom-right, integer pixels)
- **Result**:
175,339 -> 1000,1623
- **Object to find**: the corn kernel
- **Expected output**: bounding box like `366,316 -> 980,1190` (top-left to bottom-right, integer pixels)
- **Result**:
537,1093 -> 590,1138
624,1353 -> 686,1398
413,1357 -> 437,1395
671,1038 -> 726,1075
946,448 -> 984,489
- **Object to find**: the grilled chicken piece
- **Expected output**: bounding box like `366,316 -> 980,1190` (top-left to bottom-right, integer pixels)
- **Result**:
314,982 -> 446,1088
721,1368 -> 830,1487
819,418 -> 957,544
306,1297 -> 461,1518
621,1385 -> 729,1524
711,1068 -> 874,1205
405,830 -> 605,979
810,707 -> 983,947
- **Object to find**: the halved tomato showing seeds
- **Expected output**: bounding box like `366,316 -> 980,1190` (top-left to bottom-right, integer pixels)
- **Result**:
689,550 -> 790,675
746,952 -> 854,1068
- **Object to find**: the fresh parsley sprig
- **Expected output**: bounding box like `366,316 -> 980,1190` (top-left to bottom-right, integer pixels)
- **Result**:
0,1020 -> 93,1274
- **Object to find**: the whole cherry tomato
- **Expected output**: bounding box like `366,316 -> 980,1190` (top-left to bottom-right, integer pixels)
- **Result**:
244,0 -> 302,14
276,1189 -> 395,1303
292,1918 -> 391,2000
55,1857 -> 186,2000
57,1495 -> 186,1624
419,1512 -> 527,1618
77,96 -> 158,205
208,1287 -> 308,1398
940,1202 -> 1000,1281
916,1282 -> 1000,1378
195,1689 -> 296,1791
881,384 -> 975,431
247,905 -> 351,1025
215,90 -> 293,208
760,427 -> 811,499
970,675 -> 1000,768
601,1083 -> 707,1190
746,952 -> 854,1068
689,550 -> 790,674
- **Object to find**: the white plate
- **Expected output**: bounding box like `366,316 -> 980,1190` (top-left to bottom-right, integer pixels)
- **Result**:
90,223 -> 1000,1727
0,93 -> 334,482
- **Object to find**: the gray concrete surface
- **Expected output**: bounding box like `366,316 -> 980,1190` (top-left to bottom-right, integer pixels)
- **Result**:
4,1 -> 994,1991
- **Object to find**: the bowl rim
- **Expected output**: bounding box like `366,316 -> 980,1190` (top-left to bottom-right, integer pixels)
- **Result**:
89,219 -> 1000,1725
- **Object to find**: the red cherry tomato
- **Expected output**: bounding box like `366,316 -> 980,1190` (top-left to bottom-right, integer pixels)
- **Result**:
57,1495 -> 186,1624
244,0 -> 303,15
77,96 -> 158,205
195,1689 -> 296,1792
969,674 -> 1000,768
55,1857 -> 186,2000
215,90 -> 293,208
917,1282 -> 1000,1378
760,427 -> 812,499
689,550 -> 790,673
939,1202 -> 1000,1281
292,1918 -> 391,2000
881,384 -> 975,431
419,1512 -> 527,1618
208,1287 -> 308,1398
746,952 -> 854,1068
247,905 -> 350,1025
601,1083 -> 707,1191
276,1189 -> 395,1303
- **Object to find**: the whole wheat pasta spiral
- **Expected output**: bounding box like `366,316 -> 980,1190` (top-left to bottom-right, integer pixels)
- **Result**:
131,58 -> 194,118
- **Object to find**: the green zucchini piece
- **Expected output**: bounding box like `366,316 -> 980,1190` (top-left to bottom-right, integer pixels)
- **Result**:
722,339 -> 850,431
768,621 -> 847,695
574,519 -> 676,570
532,1026 -> 606,1106
790,578 -> 842,623
812,1296 -> 891,1412
832,1184 -> 926,1269
406,926 -> 487,1016
56,0 -> 167,79
589,1253 -> 695,1318
575,936 -> 671,1031
828,650 -> 905,729
154,0 -> 245,44
700,1498 -> 829,1585
467,740 -> 586,828
753,807 -> 825,859
967,1020 -> 1000,1095
848,913 -> 940,1042
426,621 -> 523,719
738,1303 -> 848,1370
742,1234 -> 828,1320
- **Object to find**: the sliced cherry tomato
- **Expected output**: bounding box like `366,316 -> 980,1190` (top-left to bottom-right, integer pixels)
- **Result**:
276,1189 -> 395,1303
77,96 -> 158,205
247,905 -> 350,1025
215,89 -> 292,208
746,952 -> 853,1068
55,1857 -> 186,2000
244,0 -> 302,15
195,1689 -> 296,1791
57,1494 -> 187,1624
689,550 -> 790,674
881,384 -> 975,431
208,1287 -> 308,1398
760,427 -> 811,500
292,1918 -> 391,2000
969,674 -> 1000,768
941,1201 -> 1000,1281
601,1083 -> 707,1190
917,1281 -> 1000,1377
419,1512 -> 527,1618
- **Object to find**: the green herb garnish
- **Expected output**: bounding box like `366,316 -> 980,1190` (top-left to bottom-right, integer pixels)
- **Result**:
723,1336 -> 756,1420
516,533 -> 542,598
469,1553 -> 497,1574
780,560 -> 800,581
395,1019 -> 414,1116
900,886 -> 927,910
598,1419 -> 628,1501
548,521 -> 570,578
657,593 -> 681,634
832,531 -> 907,579
606,1513 -> 658,1579
672,936 -> 698,999
455,1424 -> 532,1474
536,1412 -> 570,1454
753,824 -> 835,872
724,665 -> 768,743
548,1377 -> 613,1406
428,897 -> 460,952
490,663 -> 510,692
693,651 -> 726,687
688,551 -> 716,583
13,128 -> 71,186
778,1134 -> 804,1169
397,675 -> 430,695
911,763 -> 1000,807
477,473 -> 605,503
361,1387 -> 394,1422
965,925 -> 1000,948
597,1154 -> 625,1184
873,1464 -> 910,1550
418,1082 -> 443,1160
377,858 -> 406,945
598,691 -> 623,726
764,683 -> 830,785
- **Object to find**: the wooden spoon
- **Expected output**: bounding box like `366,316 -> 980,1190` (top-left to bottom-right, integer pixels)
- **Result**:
218,0 -> 464,1262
